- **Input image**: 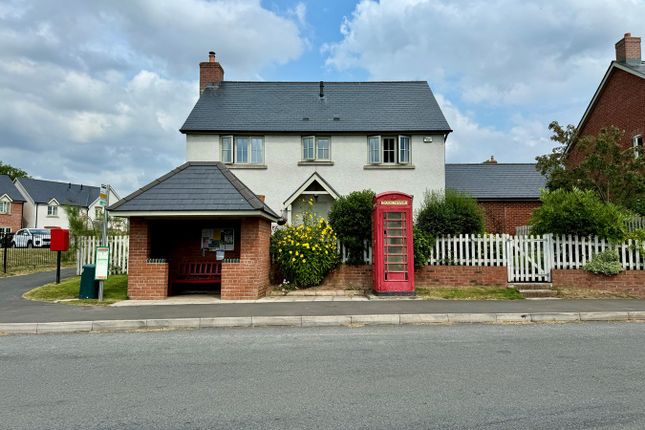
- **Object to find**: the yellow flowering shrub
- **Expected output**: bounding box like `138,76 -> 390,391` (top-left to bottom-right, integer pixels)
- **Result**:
271,200 -> 339,288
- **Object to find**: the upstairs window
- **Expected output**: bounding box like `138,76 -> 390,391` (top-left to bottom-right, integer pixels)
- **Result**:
0,201 -> 8,214
634,135 -> 643,158
302,136 -> 331,161
368,136 -> 411,165
220,136 -> 264,165
47,204 -> 58,217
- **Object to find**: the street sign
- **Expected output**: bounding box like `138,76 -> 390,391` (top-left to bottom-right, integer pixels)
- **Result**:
95,246 -> 110,280
99,184 -> 109,207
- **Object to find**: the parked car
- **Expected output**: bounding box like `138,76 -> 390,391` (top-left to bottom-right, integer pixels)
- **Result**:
11,228 -> 51,248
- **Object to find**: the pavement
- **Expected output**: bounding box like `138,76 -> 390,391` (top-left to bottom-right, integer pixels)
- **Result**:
2,324 -> 645,429
1,269 -> 645,334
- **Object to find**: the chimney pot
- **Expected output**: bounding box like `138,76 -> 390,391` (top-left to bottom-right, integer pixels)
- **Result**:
319,81 -> 324,98
615,33 -> 641,65
209,51 -> 215,62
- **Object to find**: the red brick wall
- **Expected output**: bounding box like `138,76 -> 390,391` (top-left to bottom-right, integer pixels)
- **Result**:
478,201 -> 541,234
221,218 -> 271,300
199,54 -> 224,93
0,202 -> 23,232
127,217 -> 169,299
552,269 -> 645,298
416,265 -> 507,287
570,67 -> 645,165
319,264 -> 372,290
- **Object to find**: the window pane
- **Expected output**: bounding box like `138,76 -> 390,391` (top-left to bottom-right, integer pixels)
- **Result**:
317,137 -> 330,160
235,137 -> 249,163
303,137 -> 314,160
221,137 -> 233,163
383,138 -> 396,163
250,137 -> 264,164
399,136 -> 410,163
368,136 -> 380,163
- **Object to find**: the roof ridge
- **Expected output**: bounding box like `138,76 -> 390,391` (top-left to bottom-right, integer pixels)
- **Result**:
216,80 -> 429,84
19,176 -> 100,189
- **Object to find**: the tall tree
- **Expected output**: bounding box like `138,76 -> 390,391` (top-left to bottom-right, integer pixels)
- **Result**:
536,122 -> 645,215
0,161 -> 28,180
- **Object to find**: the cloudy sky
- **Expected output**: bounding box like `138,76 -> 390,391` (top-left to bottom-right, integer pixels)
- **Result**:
1,0 -> 643,195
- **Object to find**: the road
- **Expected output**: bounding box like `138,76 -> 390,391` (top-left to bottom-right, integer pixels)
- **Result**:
1,324 -> 644,429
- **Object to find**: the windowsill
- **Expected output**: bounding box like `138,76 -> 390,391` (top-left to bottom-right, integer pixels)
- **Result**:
297,161 -> 334,166
46,215 -> 59,218
363,164 -> 415,170
225,164 -> 268,170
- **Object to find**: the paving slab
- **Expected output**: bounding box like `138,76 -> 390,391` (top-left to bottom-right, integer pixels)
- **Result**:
199,317 -> 253,328
37,321 -> 93,334
302,315 -> 352,327
399,313 -> 448,324
579,312 -> 630,321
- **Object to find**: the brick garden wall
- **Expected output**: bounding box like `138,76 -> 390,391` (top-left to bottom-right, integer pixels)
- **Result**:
478,201 -> 541,234
0,202 -> 23,232
221,218 -> 271,300
127,217 -> 169,299
552,269 -> 645,298
319,264 -> 372,290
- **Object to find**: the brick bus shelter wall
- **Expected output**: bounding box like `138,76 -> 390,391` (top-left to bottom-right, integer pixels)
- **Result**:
552,269 -> 645,298
127,217 -> 169,299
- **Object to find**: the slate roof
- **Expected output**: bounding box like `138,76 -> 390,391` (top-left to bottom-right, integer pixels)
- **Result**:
445,164 -> 547,200
180,81 -> 451,133
0,175 -> 25,202
108,162 -> 280,219
624,61 -> 645,76
16,177 -> 99,206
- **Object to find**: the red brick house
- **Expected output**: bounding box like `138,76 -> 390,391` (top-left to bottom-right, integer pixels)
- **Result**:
0,175 -> 25,234
567,33 -> 645,163
445,163 -> 546,234
108,162 -> 280,300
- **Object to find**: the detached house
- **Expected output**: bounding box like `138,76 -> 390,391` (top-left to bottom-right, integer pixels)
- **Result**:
567,33 -> 645,162
14,178 -> 120,229
0,175 -> 25,234
180,52 -> 451,223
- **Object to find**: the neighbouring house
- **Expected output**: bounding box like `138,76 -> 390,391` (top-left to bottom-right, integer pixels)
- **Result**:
445,163 -> 546,234
14,177 -> 120,229
567,32 -> 645,163
0,175 -> 25,234
108,161 -> 280,300
180,52 -> 451,224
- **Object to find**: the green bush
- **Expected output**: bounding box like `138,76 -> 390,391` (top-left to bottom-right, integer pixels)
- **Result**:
416,190 -> 485,236
583,250 -> 623,276
328,190 -> 375,264
529,188 -> 631,241
413,227 -> 434,270
271,204 -> 339,288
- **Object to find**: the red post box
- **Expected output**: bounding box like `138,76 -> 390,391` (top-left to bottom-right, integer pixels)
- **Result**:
372,192 -> 414,295
50,228 -> 70,252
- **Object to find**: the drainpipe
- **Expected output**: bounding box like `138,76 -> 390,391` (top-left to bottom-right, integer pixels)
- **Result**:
34,203 -> 39,228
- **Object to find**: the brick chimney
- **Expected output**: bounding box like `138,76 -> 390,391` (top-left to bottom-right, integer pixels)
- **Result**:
615,33 -> 641,65
483,155 -> 497,164
199,51 -> 224,93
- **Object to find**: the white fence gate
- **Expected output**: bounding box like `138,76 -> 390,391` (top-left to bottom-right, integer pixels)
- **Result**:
506,235 -> 553,283
76,235 -> 129,275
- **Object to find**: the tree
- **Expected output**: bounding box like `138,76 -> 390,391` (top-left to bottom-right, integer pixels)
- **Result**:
328,190 -> 375,264
536,122 -> 645,215
0,161 -> 28,180
416,189 -> 485,236
529,188 -> 631,241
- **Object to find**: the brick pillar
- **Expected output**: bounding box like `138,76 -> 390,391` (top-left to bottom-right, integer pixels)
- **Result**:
127,217 -> 169,299
221,217 -> 271,300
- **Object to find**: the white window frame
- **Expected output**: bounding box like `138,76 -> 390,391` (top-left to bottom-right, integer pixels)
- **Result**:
368,135 -> 411,165
633,135 -> 643,158
233,136 -> 264,165
0,227 -> 10,234
0,200 -> 9,214
221,135 -> 233,164
47,204 -> 58,217
301,136 -> 331,161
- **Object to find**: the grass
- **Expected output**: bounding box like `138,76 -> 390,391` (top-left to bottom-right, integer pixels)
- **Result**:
0,248 -> 75,277
24,274 -> 128,306
417,286 -> 523,300
555,287 -> 639,299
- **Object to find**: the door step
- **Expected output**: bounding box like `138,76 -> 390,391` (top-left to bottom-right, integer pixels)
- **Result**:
509,283 -> 558,299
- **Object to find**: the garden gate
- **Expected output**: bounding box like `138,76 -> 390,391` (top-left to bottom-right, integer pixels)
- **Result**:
506,235 -> 553,283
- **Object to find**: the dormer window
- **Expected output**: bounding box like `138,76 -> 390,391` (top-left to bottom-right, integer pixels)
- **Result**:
633,135 -> 643,158
47,203 -> 58,217
220,136 -> 264,165
368,136 -> 411,165
302,136 -> 331,161
0,200 -> 9,214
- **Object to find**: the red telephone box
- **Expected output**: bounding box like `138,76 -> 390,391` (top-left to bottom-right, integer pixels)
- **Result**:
372,192 -> 414,295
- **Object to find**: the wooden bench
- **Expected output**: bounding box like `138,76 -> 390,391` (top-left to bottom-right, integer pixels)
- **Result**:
171,261 -> 222,289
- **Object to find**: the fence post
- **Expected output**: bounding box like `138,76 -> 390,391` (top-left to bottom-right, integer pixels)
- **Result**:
2,235 -> 7,274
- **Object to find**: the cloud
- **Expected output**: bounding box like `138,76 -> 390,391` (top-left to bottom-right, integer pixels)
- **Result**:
0,0 -> 306,194
324,0 -> 645,162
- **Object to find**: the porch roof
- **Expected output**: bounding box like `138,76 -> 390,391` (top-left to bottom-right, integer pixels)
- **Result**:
108,162 -> 280,221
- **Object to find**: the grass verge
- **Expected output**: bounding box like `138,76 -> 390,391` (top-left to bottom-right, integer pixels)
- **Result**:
24,274 -> 128,306
417,286 -> 523,300
555,287 -> 639,299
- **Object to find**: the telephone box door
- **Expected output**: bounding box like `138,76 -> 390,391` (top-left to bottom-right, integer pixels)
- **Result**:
373,192 -> 414,295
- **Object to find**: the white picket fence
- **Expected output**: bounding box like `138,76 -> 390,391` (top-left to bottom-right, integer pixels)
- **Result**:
428,234 -> 507,266
338,240 -> 373,264
551,235 -> 644,270
75,235 -> 129,275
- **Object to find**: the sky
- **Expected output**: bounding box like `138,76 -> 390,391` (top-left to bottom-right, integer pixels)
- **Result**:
1,0 -> 644,196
